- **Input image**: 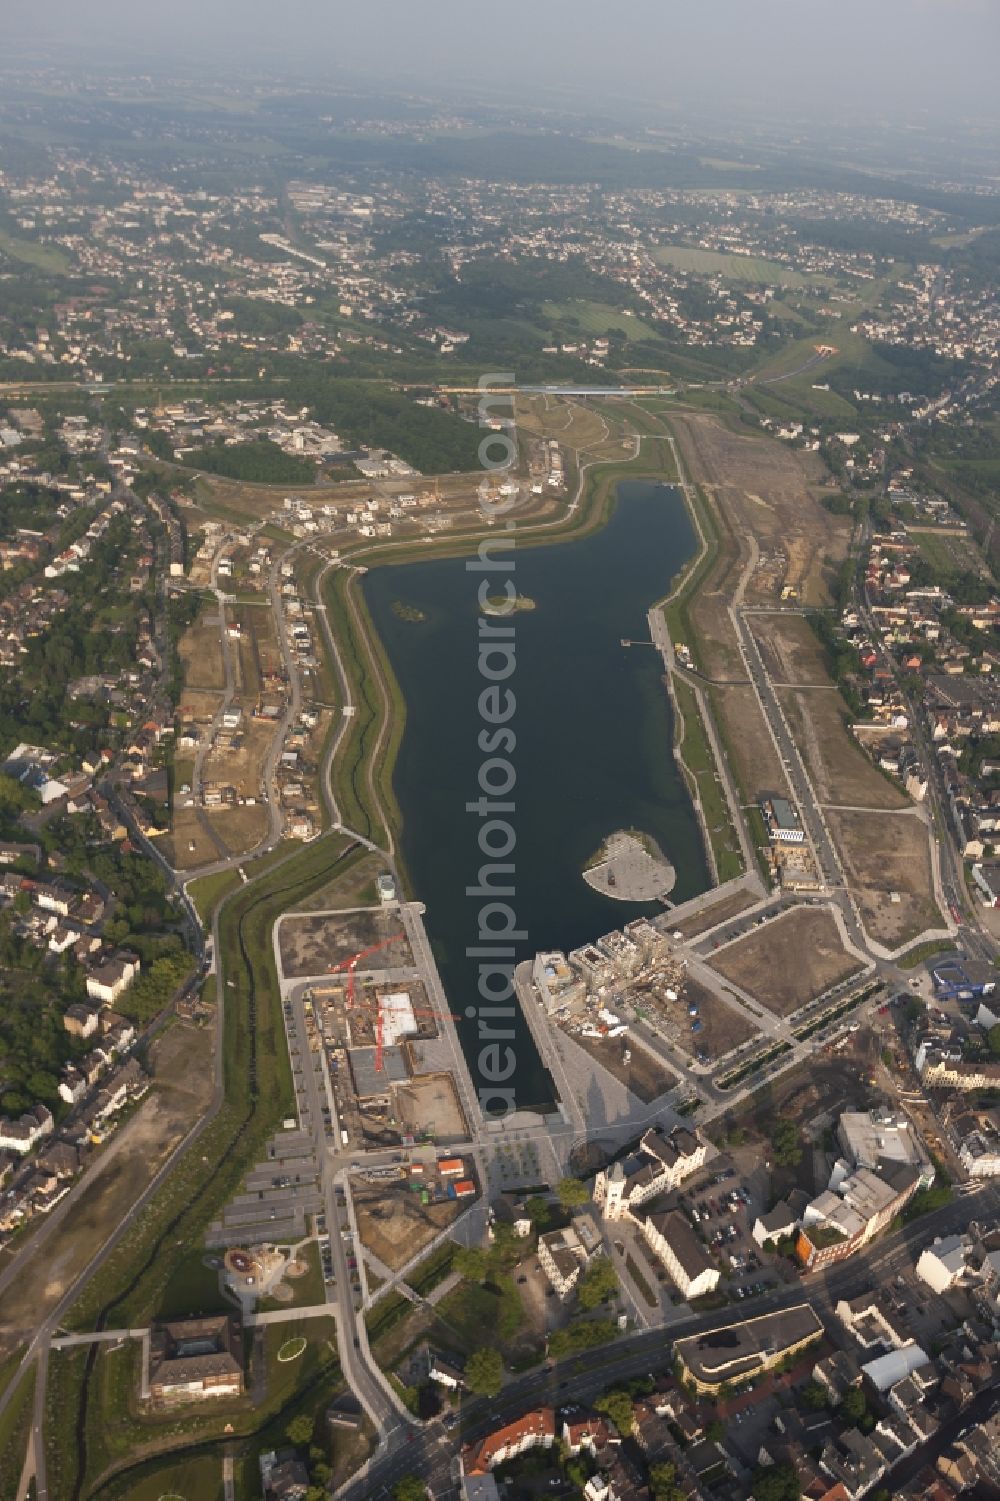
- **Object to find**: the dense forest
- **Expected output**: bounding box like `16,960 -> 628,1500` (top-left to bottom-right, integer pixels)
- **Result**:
281,369 -> 483,473
182,437 -> 317,484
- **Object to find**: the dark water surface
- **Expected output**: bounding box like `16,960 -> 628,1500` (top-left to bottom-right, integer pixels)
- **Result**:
363,480 -> 710,1109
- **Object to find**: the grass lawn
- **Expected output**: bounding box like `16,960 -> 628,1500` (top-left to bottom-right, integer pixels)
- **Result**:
259,1240 -> 325,1312
0,1365 -> 33,1501
910,528 -> 988,579
93,1452 -> 225,1501
895,939 -> 958,969
672,673 -> 743,882
187,867 -> 242,924
434,1275 -> 523,1348
407,1241 -> 456,1298
653,245 -> 818,289
156,1248 -> 229,1321
44,1346 -> 90,1501
541,299 -> 662,343
0,229 -> 71,273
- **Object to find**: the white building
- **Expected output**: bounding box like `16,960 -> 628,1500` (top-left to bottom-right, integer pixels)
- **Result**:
916,1234 -> 973,1294
86,952 -> 141,1006
594,1127 -> 707,1222
639,1208 -> 719,1300
861,1345 -> 931,1394
958,1129 -> 1000,1178
372,990 -> 418,1047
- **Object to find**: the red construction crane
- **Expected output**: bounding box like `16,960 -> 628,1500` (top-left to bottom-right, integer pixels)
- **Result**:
328,934 -> 460,1070
372,993 -> 462,1072
328,933 -> 406,1009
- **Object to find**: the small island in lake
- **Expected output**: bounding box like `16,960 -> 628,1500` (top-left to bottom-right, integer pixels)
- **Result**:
481,593 -> 536,615
391,600 -> 427,623
583,829 -> 676,903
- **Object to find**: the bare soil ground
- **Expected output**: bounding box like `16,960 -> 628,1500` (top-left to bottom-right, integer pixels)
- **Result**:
747,613 -> 831,685
670,974 -> 759,1059
353,1182 -> 463,1272
725,1053 -> 879,1139
277,910 -> 413,980
778,687 -> 909,810
670,412 -> 850,609
707,907 -> 862,1016
672,887 -> 758,938
568,1030 -> 674,1104
293,851 -> 384,913
204,718 -> 276,801
161,808 -> 221,870
394,1072 -> 467,1140
178,615 -> 225,693
0,1021 -> 214,1356
177,688 -> 221,726
827,808 -> 944,948
205,802 -> 268,856
711,684 -> 790,800
515,393 -> 610,451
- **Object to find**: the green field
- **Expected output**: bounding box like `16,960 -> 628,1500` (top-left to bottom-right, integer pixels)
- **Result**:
0,230 -> 71,274
671,673 -> 744,883
653,245 -> 818,288
541,299 -> 661,342
911,528 -> 987,580
0,1366 -> 33,1501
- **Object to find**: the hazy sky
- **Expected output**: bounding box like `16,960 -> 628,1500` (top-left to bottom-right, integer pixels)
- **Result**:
9,0 -> 1000,127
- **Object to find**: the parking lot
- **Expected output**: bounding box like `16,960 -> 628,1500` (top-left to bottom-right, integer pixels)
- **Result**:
676,1160 -> 788,1301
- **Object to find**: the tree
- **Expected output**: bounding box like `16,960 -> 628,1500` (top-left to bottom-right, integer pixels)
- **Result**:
751,1462 -> 801,1501
705,1418 -> 725,1442
286,1413 -> 315,1446
650,1461 -> 685,1501
455,1246 -> 488,1282
988,1023 -> 1000,1058
465,1347 -> 504,1398
526,1195 -> 551,1229
392,1478 -> 428,1501
556,1176 -> 589,1209
577,1254 -> 618,1310
768,1118 -> 802,1169
838,1386 -> 870,1429
595,1388 -> 634,1436
800,1380 -> 828,1412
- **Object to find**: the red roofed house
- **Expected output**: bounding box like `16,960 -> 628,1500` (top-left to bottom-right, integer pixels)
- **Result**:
462,1407 -> 556,1474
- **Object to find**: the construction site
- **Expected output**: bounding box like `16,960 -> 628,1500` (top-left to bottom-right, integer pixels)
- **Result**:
276,905 -> 473,1150
531,915 -> 762,1081
351,1151 -> 477,1271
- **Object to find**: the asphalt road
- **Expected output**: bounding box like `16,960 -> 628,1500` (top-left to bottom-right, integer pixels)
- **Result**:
344,1177 -> 1000,1500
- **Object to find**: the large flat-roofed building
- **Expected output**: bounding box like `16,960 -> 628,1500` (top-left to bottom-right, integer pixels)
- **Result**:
378,990 -> 418,1047
760,796 -> 805,844
674,1305 -> 824,1395
837,1109 -> 934,1188
639,1209 -> 719,1300
147,1315 -> 244,1406
347,1045 -> 408,1100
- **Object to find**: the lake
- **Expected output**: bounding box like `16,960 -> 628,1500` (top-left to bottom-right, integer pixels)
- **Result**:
363,479 -> 710,1110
